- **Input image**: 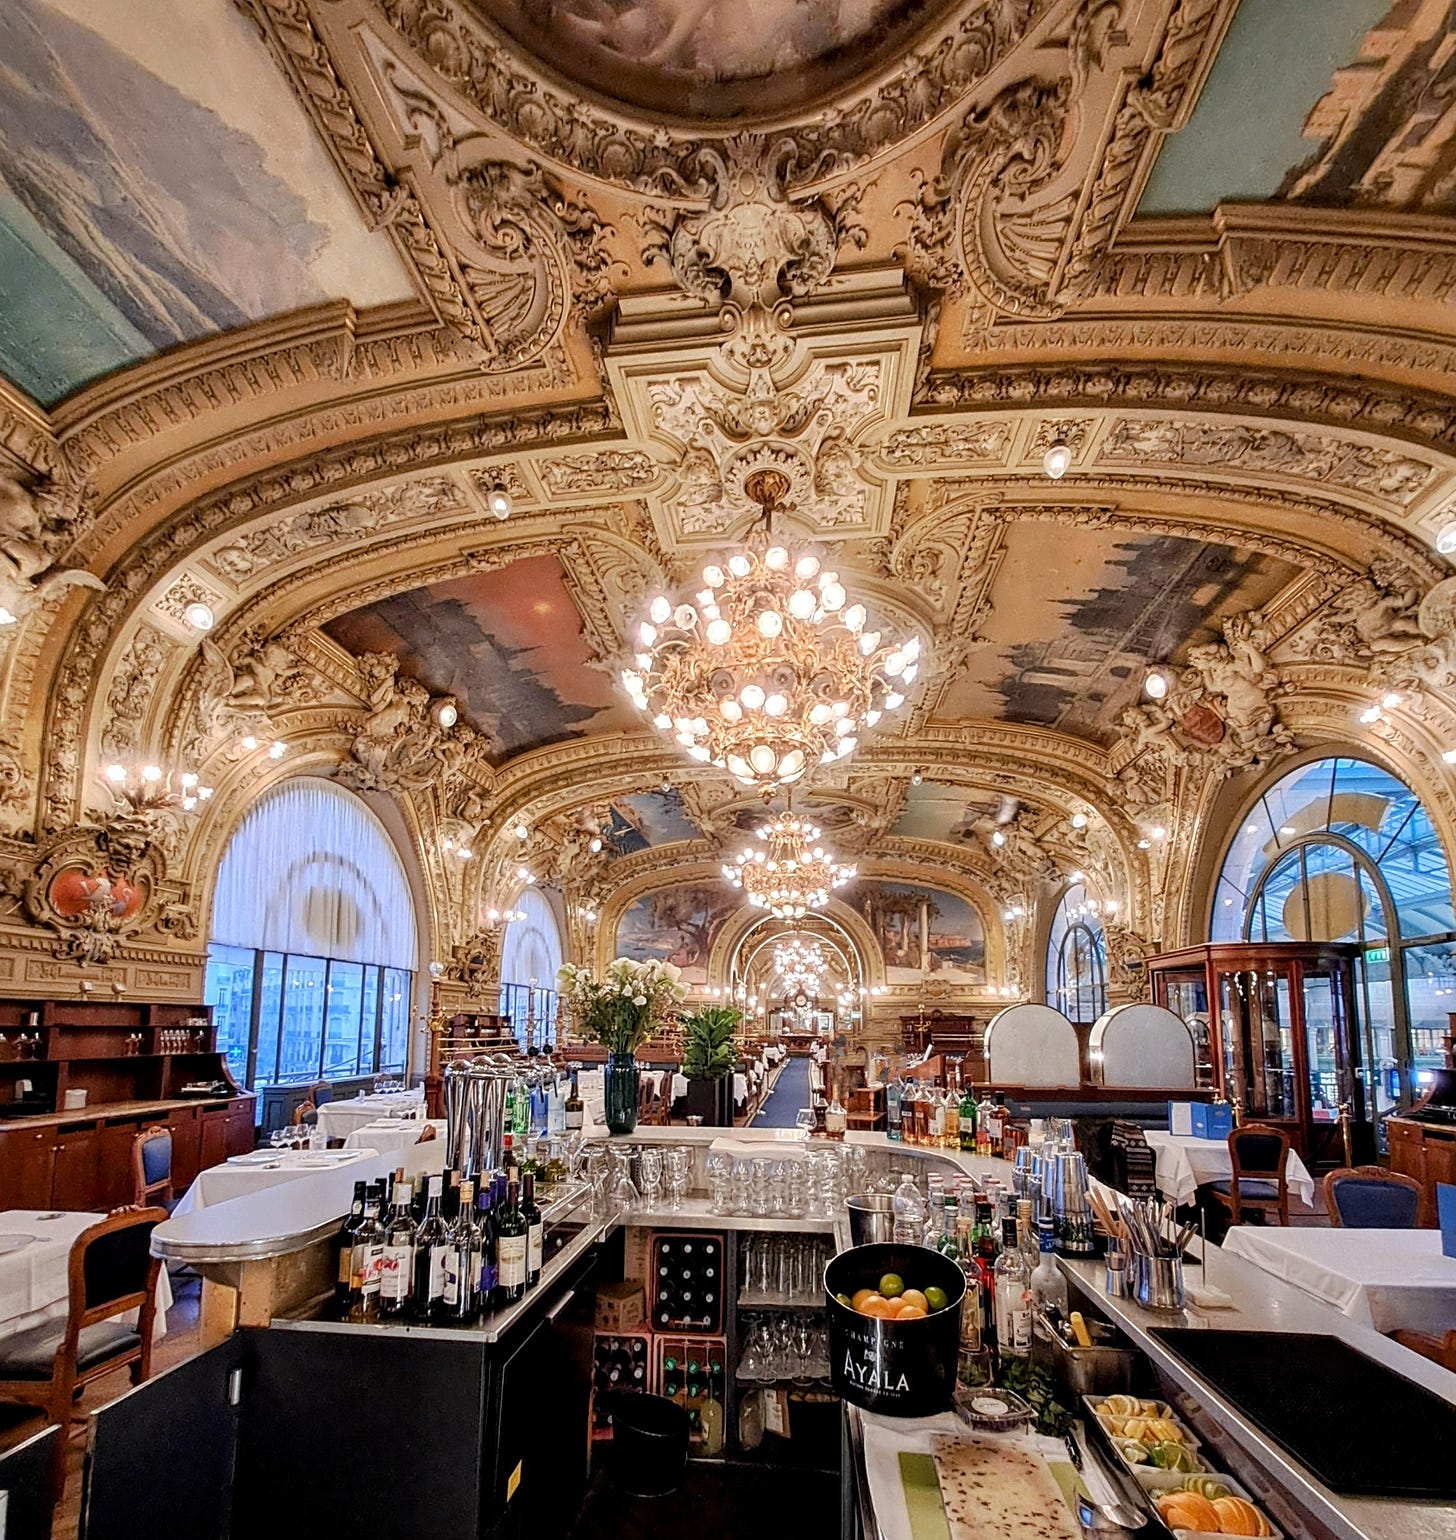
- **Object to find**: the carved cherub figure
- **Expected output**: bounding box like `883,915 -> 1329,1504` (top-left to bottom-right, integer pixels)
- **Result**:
0,473 -> 104,621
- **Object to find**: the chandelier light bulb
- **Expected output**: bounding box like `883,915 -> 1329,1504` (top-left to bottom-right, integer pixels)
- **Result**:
757,609 -> 783,639
141,765 -> 162,783
649,595 -> 672,625
105,763 -> 127,783
765,546 -> 789,570
728,554 -> 752,578
1042,442 -> 1073,480
706,618 -> 732,645
1144,669 -> 1169,700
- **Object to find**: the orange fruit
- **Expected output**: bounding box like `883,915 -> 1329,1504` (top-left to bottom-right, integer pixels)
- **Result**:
894,1302 -> 927,1320
899,1289 -> 929,1311
850,1288 -> 878,1310
1160,1493 -> 1220,1531
859,1296 -> 897,1319
1211,1496 -> 1268,1537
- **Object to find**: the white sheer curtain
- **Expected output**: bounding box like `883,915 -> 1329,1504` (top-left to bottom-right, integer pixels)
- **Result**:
500,887 -> 562,987
210,777 -> 418,968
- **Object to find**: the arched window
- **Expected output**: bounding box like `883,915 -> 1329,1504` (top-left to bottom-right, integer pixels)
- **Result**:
204,778 -> 419,1088
1212,755 -> 1456,1111
499,887 -> 563,1047
1045,883 -> 1108,1025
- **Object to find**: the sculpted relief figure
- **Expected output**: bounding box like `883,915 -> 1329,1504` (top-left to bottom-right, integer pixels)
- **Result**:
0,472 -> 104,624
1303,562 -> 1456,698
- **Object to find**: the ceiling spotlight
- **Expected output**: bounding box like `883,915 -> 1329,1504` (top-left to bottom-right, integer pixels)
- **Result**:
1144,669 -> 1169,700
1137,837 -> 1151,850
588,836 -> 603,853
1444,749 -> 1456,764
514,822 -> 529,840
1070,811 -> 1088,829
991,830 -> 1006,847
241,735 -> 258,751
1382,692 -> 1403,709
486,486 -> 513,520
1437,521 -> 1456,556
0,608 -> 17,627
1359,705 -> 1382,725
1150,825 -> 1167,841
431,698 -> 459,729
183,601 -> 215,632
911,770 -> 923,786
104,764 -> 127,783
268,741 -> 286,760
1042,441 -> 1073,480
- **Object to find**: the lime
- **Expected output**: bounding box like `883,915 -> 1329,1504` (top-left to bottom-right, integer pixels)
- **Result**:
878,1272 -> 905,1299
834,1292 -> 853,1309
1151,1443 -> 1197,1472
923,1285 -> 949,1312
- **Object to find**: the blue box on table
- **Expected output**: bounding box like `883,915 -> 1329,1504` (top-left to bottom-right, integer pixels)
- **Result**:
1190,1102 -> 1233,1140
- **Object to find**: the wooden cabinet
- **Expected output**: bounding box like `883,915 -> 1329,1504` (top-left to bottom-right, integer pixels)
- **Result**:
1388,1118 -> 1426,1187
95,1122 -> 140,1209
226,1102 -> 255,1157
199,1107 -> 229,1172
1425,1127 -> 1456,1191
51,1126 -> 99,1209
169,1105 -> 203,1189
0,1124 -> 55,1208
1387,1117 -> 1456,1222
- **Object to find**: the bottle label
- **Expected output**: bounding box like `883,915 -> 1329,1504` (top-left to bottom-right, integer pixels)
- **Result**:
565,1109 -> 583,1130
528,1221 -> 543,1275
380,1244 -> 412,1301
479,1251 -> 498,1294
360,1243 -> 384,1297
442,1247 -> 462,1306
499,1232 -> 527,1288
428,1244 -> 450,1302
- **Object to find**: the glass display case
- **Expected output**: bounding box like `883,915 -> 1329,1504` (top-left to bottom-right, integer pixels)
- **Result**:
1147,943 -> 1368,1166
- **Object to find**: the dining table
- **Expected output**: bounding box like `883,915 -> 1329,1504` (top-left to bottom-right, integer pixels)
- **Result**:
342,1117 -> 446,1154
172,1147 -> 378,1216
0,1209 -> 172,1339
1222,1224 -> 1456,1335
1142,1129 -> 1316,1208
314,1088 -> 424,1143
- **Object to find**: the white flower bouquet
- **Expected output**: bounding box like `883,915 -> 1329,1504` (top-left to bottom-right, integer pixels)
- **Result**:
556,956 -> 689,1056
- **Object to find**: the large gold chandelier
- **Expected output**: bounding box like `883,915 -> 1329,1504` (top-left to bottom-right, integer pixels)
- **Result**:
723,812 -> 856,920
774,938 -> 828,994
619,471 -> 922,792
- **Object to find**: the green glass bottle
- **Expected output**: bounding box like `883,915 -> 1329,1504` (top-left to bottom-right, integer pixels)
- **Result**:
958,1085 -> 977,1151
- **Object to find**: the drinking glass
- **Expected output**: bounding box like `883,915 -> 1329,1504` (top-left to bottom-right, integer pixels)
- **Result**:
638,1146 -> 664,1210
792,1318 -> 814,1385
705,1152 -> 730,1214
608,1145 -> 640,1214
584,1144 -> 611,1217
665,1146 -> 691,1211
794,1108 -> 815,1138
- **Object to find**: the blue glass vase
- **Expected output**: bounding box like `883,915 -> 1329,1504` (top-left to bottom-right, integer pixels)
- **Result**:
605,1052 -> 640,1136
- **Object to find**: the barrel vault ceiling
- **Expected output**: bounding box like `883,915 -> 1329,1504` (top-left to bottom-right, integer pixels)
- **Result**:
3,0 -> 1456,998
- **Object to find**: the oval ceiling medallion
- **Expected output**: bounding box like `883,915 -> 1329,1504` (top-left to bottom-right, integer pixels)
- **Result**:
473,0 -> 966,120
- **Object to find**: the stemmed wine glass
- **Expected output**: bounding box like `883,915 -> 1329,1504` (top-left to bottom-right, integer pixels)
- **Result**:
637,1146 -> 664,1210
607,1145 -> 640,1214
665,1146 -> 691,1211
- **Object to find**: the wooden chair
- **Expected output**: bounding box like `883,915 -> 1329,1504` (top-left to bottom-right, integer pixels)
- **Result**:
130,1125 -> 175,1211
0,1206 -> 168,1496
1322,1165 -> 1424,1228
1391,1328 -> 1456,1373
1209,1123 -> 1291,1226
637,1076 -> 668,1127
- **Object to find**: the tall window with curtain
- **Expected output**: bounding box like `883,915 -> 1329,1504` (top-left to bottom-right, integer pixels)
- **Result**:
499,886 -> 563,1047
204,777 -> 420,1089
1044,882 -> 1108,1025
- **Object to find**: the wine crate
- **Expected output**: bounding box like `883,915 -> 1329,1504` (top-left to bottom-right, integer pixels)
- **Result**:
589,1329 -> 654,1442
654,1334 -> 728,1451
649,1231 -> 724,1333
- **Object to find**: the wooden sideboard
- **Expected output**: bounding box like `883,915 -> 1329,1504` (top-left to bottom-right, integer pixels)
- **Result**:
1386,1115 -> 1456,1221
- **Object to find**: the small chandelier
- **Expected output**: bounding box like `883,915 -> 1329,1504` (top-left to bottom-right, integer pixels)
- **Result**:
723,811 -> 855,920
100,761 -> 213,814
620,470 -> 922,791
774,938 -> 828,994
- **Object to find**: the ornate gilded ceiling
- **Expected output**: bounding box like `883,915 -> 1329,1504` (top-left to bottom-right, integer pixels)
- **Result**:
3,0 -> 1456,1004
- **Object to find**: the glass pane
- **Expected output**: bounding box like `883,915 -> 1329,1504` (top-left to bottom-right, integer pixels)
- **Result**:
1220,969 -> 1296,1119
1301,970 -> 1342,1121
359,967 -> 380,1076
204,943 -> 255,1084
1403,941 -> 1456,1094
1382,804 -> 1456,938
381,968 -> 411,1072
253,951 -> 285,1085
279,955 -> 327,1083
1256,851 -> 1303,942
1299,843 -> 1363,943
1165,975 -> 1212,1088
1359,949 -> 1400,1120
323,961 -> 364,1079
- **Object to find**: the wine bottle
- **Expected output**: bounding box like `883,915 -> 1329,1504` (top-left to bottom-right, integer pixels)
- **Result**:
443,1178 -> 479,1324
496,1177 -> 528,1304
476,1180 -> 499,1305
414,1175 -> 449,1323
335,1181 -> 367,1311
521,1170 -> 543,1288
349,1182 -> 386,1324
565,1068 -> 583,1131
379,1177 -> 416,1320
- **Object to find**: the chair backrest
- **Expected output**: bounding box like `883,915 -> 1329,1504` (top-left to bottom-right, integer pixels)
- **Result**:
313,1081 -> 335,1107
68,1207 -> 168,1336
131,1126 -> 173,1205
1323,1165 -> 1423,1228
1228,1123 -> 1289,1182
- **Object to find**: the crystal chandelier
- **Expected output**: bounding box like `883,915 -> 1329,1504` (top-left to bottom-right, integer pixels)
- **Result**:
620,471 -> 923,792
723,811 -> 856,920
774,938 -> 828,994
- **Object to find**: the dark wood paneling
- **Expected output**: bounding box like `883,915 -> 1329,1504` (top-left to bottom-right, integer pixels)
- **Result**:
51,1125 -> 99,1209
0,1124 -> 55,1209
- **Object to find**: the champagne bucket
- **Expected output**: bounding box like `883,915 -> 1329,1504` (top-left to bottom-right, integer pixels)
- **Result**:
1133,1253 -> 1186,1312
846,1193 -> 895,1245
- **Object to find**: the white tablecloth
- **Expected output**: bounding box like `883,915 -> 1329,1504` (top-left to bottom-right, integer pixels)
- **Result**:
733,1072 -> 748,1105
315,1089 -> 424,1142
671,1072 -> 688,1101
174,1148 -> 378,1215
343,1118 -> 446,1154
1143,1130 -> 1315,1207
1223,1226 -> 1456,1334
0,1210 -> 171,1339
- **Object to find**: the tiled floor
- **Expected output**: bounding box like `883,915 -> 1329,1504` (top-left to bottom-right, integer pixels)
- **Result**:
0,1274 -> 205,1540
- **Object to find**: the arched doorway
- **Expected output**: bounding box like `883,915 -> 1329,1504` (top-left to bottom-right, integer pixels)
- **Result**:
499,887 -> 564,1047
1045,882 -> 1108,1026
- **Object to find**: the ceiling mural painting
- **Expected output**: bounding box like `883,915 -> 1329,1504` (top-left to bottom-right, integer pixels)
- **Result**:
0,0 -> 413,405
852,879 -> 986,985
930,526 -> 1301,745
1138,0 -> 1448,215
614,881 -> 740,983
600,789 -> 699,858
323,555 -> 637,761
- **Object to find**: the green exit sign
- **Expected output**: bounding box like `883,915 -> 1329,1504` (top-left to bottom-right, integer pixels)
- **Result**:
1365,946 -> 1390,964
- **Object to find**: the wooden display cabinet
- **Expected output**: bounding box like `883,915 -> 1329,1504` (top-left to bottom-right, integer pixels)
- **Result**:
1147,943 -> 1367,1167
0,998 -> 254,1210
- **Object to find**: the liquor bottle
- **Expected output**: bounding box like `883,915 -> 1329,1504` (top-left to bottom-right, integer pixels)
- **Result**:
1030,1219 -> 1068,1318
929,1085 -> 946,1147
943,1087 -> 960,1150
901,1082 -> 919,1146
414,1175 -> 449,1322
379,1176 -> 416,1320
521,1170 -> 544,1287
825,1096 -> 847,1139
885,1078 -> 903,1142
993,1218 -> 1031,1361
891,1171 -> 925,1246
976,1090 -> 995,1156
989,1093 -> 1007,1159
495,1178 -> 529,1304
348,1182 -> 387,1324
958,1084 -> 977,1151
1017,1199 -> 1038,1273
335,1181 -> 367,1311
565,1069 -> 584,1132
512,1078 -> 530,1147
444,1168 -> 462,1223
937,1196 -> 961,1260
973,1203 -> 999,1354
476,1180 -> 499,1305
442,1178 -> 479,1324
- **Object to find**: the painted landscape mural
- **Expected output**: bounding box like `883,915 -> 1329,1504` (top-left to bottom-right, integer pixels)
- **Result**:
0,0 -> 411,404
615,882 -> 739,984
601,790 -> 698,858
324,555 -> 638,760
853,880 -> 986,985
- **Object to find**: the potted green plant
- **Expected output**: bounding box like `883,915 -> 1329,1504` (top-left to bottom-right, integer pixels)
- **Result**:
680,1004 -> 740,1127
556,957 -> 687,1134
